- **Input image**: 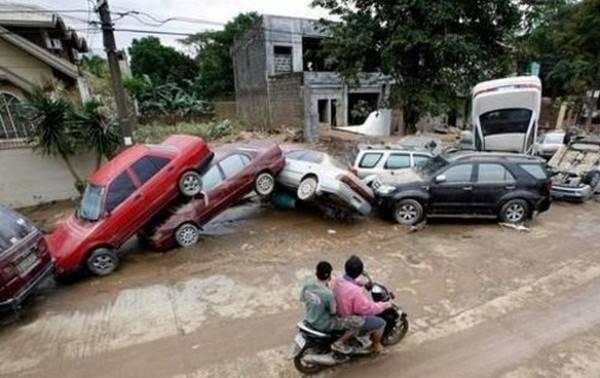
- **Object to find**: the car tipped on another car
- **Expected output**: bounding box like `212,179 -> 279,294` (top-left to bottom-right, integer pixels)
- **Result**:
0,206 -> 53,313
141,142 -> 285,250
47,135 -> 213,277
277,148 -> 377,216
375,151 -> 552,225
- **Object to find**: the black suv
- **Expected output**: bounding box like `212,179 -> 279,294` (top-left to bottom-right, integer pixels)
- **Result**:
376,152 -> 552,225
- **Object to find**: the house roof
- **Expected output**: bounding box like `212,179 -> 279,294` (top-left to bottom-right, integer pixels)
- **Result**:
0,4 -> 88,52
0,25 -> 80,80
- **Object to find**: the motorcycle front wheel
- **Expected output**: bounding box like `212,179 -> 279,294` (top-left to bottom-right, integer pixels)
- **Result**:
294,347 -> 326,375
382,316 -> 409,346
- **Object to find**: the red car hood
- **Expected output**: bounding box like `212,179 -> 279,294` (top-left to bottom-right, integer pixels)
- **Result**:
46,214 -> 98,262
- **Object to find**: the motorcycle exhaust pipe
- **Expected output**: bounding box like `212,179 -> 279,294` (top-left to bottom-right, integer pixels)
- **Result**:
302,353 -> 339,366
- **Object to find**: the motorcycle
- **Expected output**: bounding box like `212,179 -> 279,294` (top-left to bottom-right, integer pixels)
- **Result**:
289,273 -> 409,374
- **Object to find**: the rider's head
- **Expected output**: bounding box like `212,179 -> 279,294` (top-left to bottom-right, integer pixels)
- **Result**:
345,255 -> 364,279
316,261 -> 333,282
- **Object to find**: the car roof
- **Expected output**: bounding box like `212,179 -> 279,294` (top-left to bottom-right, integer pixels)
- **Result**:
89,143 -> 179,186
357,143 -> 433,154
445,151 -> 544,163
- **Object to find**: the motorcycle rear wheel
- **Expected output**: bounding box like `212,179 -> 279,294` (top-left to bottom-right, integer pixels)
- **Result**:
382,316 -> 409,346
293,347 -> 326,375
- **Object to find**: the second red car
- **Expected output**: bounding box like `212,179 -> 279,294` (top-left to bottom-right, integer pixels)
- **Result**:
142,142 -> 285,250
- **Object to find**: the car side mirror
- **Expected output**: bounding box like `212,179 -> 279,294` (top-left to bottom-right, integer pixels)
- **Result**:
435,174 -> 446,183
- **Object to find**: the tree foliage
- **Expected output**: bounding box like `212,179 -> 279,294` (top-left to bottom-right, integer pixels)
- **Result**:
128,37 -> 198,87
312,0 -> 522,128
522,0 -> 600,128
180,12 -> 260,99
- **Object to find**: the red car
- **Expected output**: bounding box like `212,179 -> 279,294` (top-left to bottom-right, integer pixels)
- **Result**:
47,135 -> 213,277
142,142 -> 284,250
0,206 -> 53,312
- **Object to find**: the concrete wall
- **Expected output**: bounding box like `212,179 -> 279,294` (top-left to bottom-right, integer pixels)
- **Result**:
0,147 -> 96,208
262,15 -> 325,76
232,27 -> 270,129
0,38 -> 53,84
267,73 -> 304,130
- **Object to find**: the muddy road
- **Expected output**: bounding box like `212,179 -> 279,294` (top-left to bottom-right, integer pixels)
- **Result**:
1,200 -> 600,378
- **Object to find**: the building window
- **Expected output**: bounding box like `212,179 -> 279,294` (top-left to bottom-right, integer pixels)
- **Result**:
0,93 -> 31,141
274,46 -> 292,74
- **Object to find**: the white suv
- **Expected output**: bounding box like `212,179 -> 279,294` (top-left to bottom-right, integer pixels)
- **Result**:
350,144 -> 434,182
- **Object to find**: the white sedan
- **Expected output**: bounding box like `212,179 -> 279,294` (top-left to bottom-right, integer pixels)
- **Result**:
276,149 -> 376,215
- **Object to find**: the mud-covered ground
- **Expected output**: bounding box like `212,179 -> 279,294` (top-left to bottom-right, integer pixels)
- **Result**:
2,198 -> 600,378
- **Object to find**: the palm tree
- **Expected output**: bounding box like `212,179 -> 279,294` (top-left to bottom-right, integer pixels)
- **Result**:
24,86 -> 84,192
70,99 -> 121,170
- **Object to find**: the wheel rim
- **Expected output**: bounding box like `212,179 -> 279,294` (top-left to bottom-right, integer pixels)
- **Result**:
182,174 -> 201,195
256,174 -> 274,195
298,178 -> 317,200
176,224 -> 199,247
506,203 -> 525,222
396,203 -> 418,224
92,255 -> 115,274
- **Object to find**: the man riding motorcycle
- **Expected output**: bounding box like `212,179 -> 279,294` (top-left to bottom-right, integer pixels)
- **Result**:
332,255 -> 392,353
300,261 -> 365,354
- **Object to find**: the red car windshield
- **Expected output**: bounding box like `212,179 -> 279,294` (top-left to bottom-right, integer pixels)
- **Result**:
0,207 -> 34,254
78,184 -> 104,222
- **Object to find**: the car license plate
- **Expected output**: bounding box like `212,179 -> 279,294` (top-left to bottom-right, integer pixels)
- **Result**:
294,333 -> 306,349
16,252 -> 39,276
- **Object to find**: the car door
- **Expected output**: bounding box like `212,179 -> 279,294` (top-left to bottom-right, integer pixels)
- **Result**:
429,163 -> 475,215
130,155 -> 172,221
219,153 -> 255,199
196,164 -> 227,223
378,153 -> 411,182
472,163 -> 517,215
103,170 -> 145,245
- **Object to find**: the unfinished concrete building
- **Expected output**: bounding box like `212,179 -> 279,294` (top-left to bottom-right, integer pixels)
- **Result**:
232,15 -> 392,142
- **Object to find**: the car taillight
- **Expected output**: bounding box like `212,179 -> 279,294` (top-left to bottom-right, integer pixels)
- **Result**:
546,179 -> 552,193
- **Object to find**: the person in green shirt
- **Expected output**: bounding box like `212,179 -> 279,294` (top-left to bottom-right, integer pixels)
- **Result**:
300,261 -> 364,354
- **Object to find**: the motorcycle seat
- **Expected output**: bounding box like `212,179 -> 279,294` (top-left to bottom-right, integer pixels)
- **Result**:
297,321 -> 330,338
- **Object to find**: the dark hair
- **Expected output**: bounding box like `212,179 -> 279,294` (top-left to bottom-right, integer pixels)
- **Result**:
345,255 -> 363,279
316,261 -> 333,281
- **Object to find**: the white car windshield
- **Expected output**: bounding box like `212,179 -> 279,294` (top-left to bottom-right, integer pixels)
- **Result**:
79,184 -> 104,222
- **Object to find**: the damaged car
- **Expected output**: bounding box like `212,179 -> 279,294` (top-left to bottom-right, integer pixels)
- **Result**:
376,152 -> 552,225
141,142 -> 285,250
548,137 -> 600,201
0,206 -> 53,312
47,135 -> 213,277
277,148 -> 377,216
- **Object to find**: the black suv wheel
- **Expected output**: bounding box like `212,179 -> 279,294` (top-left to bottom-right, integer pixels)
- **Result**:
499,199 -> 529,224
393,199 -> 425,225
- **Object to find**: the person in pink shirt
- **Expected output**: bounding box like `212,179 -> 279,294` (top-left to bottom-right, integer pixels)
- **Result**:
333,255 -> 392,353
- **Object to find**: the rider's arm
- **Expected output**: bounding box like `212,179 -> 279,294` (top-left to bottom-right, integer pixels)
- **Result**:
351,289 -> 390,316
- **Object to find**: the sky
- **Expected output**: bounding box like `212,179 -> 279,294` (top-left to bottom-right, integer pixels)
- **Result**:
18,0 -> 332,55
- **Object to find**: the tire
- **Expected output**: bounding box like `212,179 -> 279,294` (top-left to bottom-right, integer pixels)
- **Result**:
178,170 -> 203,197
392,199 -> 424,225
297,176 -> 318,201
255,172 -> 276,197
174,222 -> 200,248
499,199 -> 529,224
293,347 -> 325,375
86,248 -> 119,276
382,316 -> 409,346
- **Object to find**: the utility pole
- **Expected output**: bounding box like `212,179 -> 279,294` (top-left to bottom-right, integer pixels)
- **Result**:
96,0 -> 133,146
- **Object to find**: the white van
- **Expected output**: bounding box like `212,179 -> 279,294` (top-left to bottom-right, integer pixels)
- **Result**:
471,76 -> 542,154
